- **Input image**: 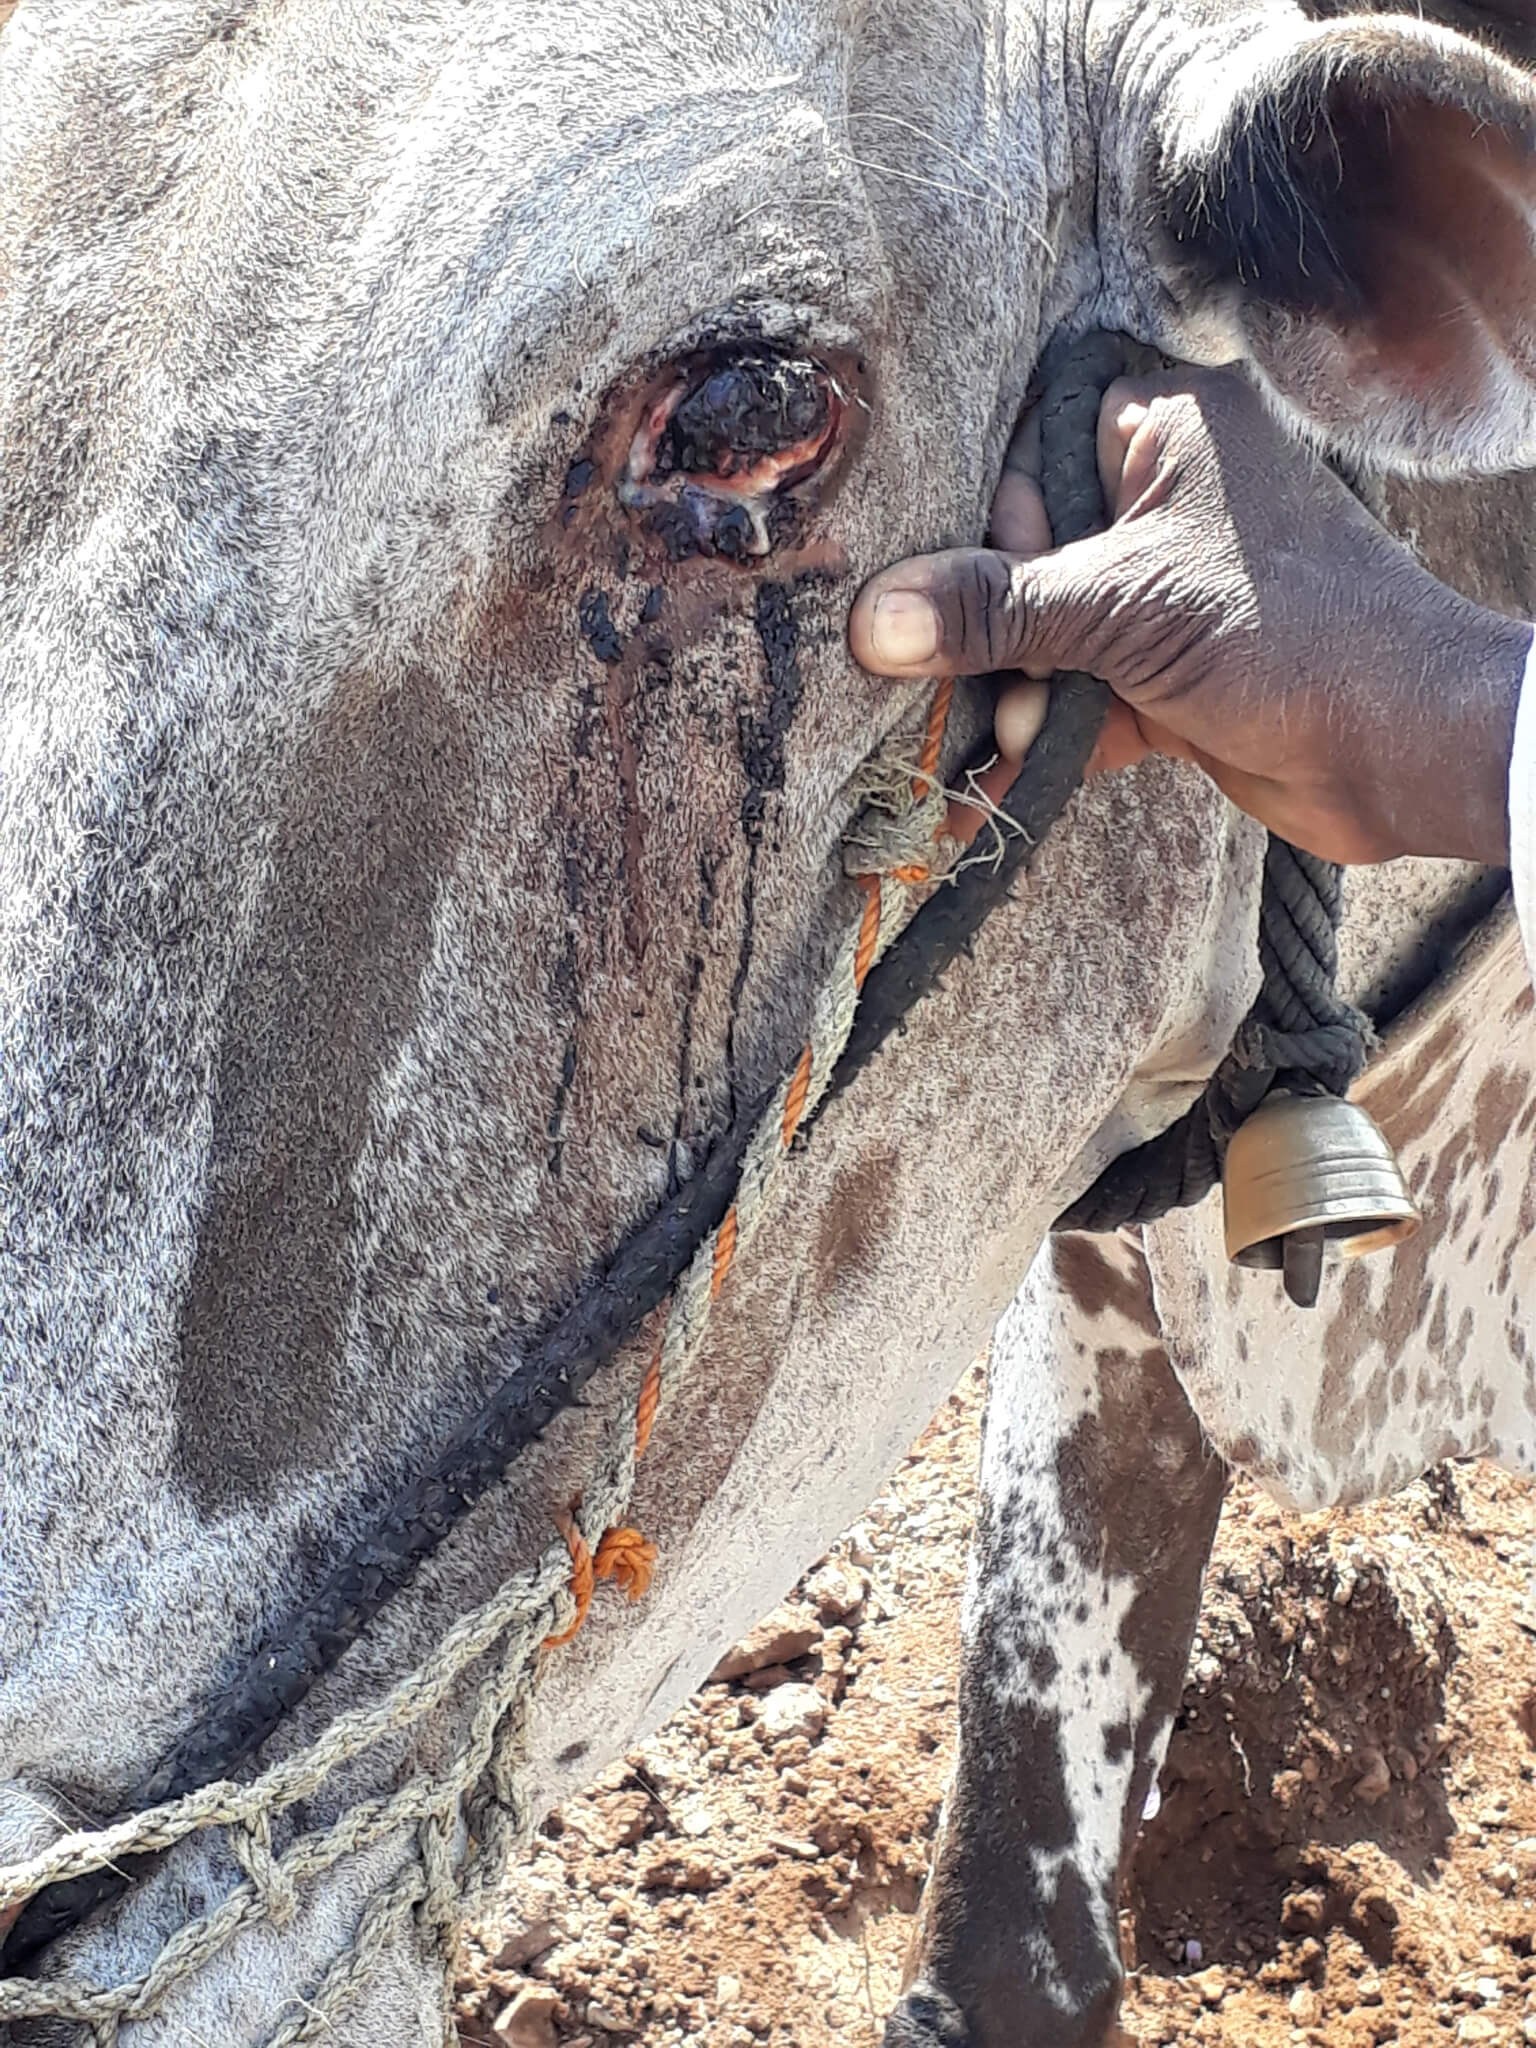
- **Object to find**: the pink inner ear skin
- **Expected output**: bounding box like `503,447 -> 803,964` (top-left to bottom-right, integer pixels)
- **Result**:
1259,94 -> 1536,460
1357,220 -> 1506,415
1384,106 -> 1536,375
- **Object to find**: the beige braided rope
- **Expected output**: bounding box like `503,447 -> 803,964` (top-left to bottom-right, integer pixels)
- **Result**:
0,699 -> 955,2044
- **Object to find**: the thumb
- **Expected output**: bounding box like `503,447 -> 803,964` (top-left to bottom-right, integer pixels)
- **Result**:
849,528 -> 1130,684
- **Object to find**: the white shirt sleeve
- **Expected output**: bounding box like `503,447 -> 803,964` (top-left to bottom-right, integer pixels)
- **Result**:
1511,634 -> 1536,978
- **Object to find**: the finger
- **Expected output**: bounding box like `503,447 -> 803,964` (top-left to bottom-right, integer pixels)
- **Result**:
995,677 -> 1050,762
851,531 -> 1133,681
849,548 -> 1027,677
1090,705 -> 1212,776
1096,378 -> 1151,512
989,467 -> 1052,555
1085,699 -> 1153,776
989,408 -> 1051,554
942,681 -> 1049,847
943,753 -> 1021,849
1096,373 -> 1214,516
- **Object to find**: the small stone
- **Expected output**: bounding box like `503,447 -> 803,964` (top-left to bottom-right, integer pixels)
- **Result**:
712,1608 -> 824,1681
1282,1890 -> 1329,1936
716,1974 -> 741,2008
1289,1986 -> 1321,2024
1476,1979 -> 1503,2006
1458,2017 -> 1499,2043
586,2003 -> 634,2034
744,1663 -> 797,1693
639,1849 -> 722,1893
1353,1749 -> 1392,1806
594,1793 -> 651,1849
1271,1770 -> 1305,1809
1490,1863 -> 1520,1896
755,1683 -> 828,1745
805,1561 -> 868,1621
1192,1968 -> 1225,2007
1195,1655 -> 1222,1688
1184,1939 -> 1204,1966
495,1985 -> 563,2048
491,1918 -> 562,1971
1520,2018 -> 1536,2044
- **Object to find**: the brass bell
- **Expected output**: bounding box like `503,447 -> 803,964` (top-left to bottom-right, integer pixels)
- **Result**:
1222,1092 -> 1420,1309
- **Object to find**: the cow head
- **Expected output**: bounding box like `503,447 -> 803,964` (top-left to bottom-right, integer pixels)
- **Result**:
0,0 -> 1533,2040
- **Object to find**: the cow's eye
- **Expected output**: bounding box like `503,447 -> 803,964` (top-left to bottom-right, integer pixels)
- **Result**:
618,348 -> 845,561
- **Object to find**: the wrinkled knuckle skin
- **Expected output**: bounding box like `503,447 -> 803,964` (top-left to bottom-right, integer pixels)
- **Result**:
884,1985 -> 973,2047
939,549 -> 1018,673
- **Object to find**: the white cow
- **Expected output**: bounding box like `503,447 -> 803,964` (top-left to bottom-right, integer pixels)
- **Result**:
2,1 -> 1534,2041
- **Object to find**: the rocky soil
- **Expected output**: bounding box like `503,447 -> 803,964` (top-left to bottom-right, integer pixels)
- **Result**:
458,1361 -> 1536,2048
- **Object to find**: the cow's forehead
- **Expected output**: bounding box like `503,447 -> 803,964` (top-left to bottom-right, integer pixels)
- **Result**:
0,6 -> 841,456
0,0 -> 993,381
0,0 -> 1070,622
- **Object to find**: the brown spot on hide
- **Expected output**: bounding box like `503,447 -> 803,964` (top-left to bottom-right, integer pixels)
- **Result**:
1362,1018 -> 1462,1152
813,1149 -> 900,1300
176,669 -> 470,1511
1473,1067 -> 1527,1165
1052,1235 -> 1162,1337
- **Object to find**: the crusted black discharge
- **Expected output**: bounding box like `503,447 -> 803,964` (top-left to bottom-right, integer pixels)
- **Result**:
656,352 -> 830,478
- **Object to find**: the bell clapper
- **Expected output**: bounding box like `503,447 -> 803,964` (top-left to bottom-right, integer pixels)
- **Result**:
1281,1223 -> 1325,1309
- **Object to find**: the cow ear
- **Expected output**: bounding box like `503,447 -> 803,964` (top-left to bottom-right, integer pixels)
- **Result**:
1157,17 -> 1536,473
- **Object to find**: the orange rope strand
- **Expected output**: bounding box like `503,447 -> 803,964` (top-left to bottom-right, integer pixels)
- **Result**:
710,1205 -> 739,1299
543,1515 -> 595,1647
545,676 -> 954,1654
781,1043 -> 814,1148
634,1345 -> 663,1461
915,675 -> 954,798
853,875 -> 882,988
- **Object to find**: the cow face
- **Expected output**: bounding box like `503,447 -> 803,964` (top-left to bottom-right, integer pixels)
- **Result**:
1,0 -> 1534,2039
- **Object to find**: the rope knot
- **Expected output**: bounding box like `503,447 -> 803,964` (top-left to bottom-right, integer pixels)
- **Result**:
842,678 -> 954,886
544,1511 -> 658,1649
232,1811 -> 297,1930
594,1527 -> 658,1602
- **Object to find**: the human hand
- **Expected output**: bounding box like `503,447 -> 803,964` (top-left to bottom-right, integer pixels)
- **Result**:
849,369 -> 1528,866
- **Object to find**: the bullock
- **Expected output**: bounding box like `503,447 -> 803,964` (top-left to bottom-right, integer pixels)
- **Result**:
1,1 -> 1535,2045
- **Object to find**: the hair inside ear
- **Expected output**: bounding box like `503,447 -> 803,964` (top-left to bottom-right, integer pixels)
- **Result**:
1160,24 -> 1536,471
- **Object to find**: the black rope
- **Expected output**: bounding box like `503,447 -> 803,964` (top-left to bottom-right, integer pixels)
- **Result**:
1057,837 -> 1370,1232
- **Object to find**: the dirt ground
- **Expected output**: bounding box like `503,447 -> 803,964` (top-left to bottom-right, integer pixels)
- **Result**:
458,1360 -> 1536,2048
